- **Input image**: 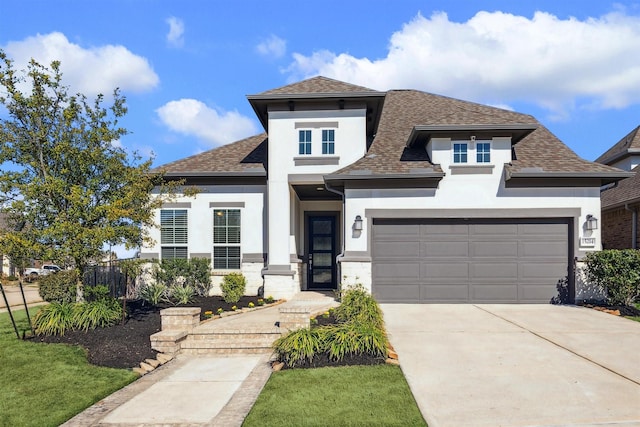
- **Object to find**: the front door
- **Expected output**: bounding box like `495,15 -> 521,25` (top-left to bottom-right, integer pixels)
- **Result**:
307,215 -> 337,290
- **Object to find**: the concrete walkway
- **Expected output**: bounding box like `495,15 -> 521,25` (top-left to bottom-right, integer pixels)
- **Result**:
0,282 -> 46,313
382,304 -> 640,427
63,291 -> 337,426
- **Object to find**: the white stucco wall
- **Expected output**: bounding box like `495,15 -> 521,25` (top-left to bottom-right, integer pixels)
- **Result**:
265,109 -> 366,267
143,185 -> 266,262
610,155 -> 640,172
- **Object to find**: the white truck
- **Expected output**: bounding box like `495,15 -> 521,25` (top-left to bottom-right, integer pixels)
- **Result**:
24,265 -> 62,280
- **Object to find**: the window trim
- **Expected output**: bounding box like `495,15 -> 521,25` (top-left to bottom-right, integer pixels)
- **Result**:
298,130 -> 312,155
476,142 -> 491,163
160,209 -> 188,260
322,129 -> 335,155
212,208 -> 242,270
453,142 -> 468,164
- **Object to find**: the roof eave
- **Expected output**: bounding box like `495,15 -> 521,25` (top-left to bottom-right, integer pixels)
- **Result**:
162,170 -> 266,178
595,148 -> 640,166
406,124 -> 538,147
506,171 -> 634,186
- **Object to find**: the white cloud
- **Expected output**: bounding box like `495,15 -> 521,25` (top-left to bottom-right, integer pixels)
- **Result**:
3,32 -> 159,96
256,34 -> 287,58
156,99 -> 259,147
166,17 -> 185,48
285,10 -> 640,115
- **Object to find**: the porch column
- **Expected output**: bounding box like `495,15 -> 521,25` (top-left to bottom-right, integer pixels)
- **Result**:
263,182 -> 300,299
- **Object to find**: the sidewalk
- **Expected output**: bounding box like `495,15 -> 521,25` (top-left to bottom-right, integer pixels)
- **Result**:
63,291 -> 337,426
0,282 -> 46,313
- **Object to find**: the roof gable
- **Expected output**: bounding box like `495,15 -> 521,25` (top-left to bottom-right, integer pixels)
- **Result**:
256,76 -> 378,96
601,165 -> 640,209
596,125 -> 640,165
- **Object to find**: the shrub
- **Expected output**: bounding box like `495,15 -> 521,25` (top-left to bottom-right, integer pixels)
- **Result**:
38,270 -> 77,303
273,327 -> 325,367
584,249 -> 640,306
139,282 -> 168,305
221,273 -> 246,303
334,284 -> 384,328
170,284 -> 196,305
34,302 -> 75,336
156,258 -> 212,297
73,298 -> 123,331
325,322 -> 387,361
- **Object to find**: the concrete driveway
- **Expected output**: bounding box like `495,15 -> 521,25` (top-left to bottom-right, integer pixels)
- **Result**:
381,304 -> 640,427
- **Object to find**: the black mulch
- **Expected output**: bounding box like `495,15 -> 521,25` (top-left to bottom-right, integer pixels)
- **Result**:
29,296 -> 270,369
277,311 -> 387,370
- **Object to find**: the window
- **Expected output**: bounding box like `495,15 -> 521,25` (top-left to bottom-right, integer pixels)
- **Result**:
453,143 -> 468,163
322,129 -> 335,154
477,142 -> 491,163
299,130 -> 312,155
160,209 -> 188,259
213,209 -> 241,269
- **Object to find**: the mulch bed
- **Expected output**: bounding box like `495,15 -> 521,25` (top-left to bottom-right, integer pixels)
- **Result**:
580,303 -> 640,317
277,311 -> 387,370
29,296 -> 269,369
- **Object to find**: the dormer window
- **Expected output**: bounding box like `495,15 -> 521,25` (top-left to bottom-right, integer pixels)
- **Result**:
322,129 -> 335,155
477,142 -> 491,163
299,130 -> 312,155
453,143 -> 468,163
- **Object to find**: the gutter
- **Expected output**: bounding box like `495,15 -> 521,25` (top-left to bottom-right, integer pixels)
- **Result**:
625,204 -> 638,249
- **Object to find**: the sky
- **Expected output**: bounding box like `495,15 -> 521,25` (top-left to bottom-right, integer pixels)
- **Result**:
2,0 -> 640,168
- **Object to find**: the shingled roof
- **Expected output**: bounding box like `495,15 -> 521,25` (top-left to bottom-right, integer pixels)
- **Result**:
257,76 -> 378,96
601,165 -> 640,209
155,77 -> 627,183
596,125 -> 640,165
156,133 -> 267,176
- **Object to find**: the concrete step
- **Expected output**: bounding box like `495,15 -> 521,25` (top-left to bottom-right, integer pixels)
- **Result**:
181,328 -> 283,355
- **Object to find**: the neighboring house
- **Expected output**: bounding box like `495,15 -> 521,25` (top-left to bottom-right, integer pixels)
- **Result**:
596,125 -> 640,249
141,76 -> 629,304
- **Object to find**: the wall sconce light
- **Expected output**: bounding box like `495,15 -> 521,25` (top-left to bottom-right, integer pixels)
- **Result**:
586,214 -> 598,230
354,215 -> 363,231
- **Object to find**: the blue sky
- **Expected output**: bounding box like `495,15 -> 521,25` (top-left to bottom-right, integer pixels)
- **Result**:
2,0 -> 640,166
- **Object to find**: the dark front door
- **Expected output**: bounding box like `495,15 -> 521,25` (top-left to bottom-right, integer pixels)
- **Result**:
307,215 -> 337,290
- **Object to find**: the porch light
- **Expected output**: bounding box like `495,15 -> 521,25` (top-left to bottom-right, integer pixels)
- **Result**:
354,215 -> 363,231
586,214 -> 598,230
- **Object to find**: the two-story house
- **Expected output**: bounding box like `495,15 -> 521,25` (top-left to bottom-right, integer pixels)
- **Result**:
141,77 -> 628,304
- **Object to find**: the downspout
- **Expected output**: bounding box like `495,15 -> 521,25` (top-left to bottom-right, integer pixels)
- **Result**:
625,204 -> 638,249
325,181 -> 346,288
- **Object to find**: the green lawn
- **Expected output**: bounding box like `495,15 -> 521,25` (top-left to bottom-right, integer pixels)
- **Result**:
627,303 -> 640,322
243,364 -> 427,427
0,308 -> 137,427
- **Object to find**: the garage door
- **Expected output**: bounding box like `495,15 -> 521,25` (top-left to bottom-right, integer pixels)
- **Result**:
372,218 -> 571,303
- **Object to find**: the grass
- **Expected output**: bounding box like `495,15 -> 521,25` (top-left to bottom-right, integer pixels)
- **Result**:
0,308 -> 138,427
627,302 -> 640,322
243,364 -> 427,427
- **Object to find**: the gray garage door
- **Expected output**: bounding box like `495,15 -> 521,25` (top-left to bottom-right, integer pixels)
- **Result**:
372,218 -> 571,303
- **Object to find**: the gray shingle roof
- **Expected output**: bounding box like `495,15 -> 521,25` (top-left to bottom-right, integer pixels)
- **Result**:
596,125 -> 640,165
257,76 -> 378,96
155,133 -> 267,175
601,165 -> 640,209
155,78 -> 626,180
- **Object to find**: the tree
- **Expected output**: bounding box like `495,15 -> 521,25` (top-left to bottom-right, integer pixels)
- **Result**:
0,51 -> 177,298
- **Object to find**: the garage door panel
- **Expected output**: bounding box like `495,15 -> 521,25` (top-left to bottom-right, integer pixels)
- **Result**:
519,241 -> 567,258
471,262 -> 518,279
470,241 -> 518,258
421,223 -> 468,236
471,223 -> 518,235
374,285 -> 420,302
372,218 -> 570,303
471,284 -> 519,302
373,263 -> 419,279
422,241 -> 469,257
375,241 -> 420,258
421,262 -> 469,279
421,284 -> 469,301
